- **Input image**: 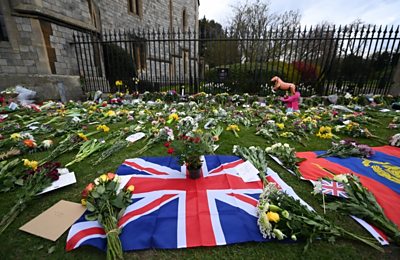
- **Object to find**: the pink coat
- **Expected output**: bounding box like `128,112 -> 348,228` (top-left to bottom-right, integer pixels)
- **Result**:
281,92 -> 300,111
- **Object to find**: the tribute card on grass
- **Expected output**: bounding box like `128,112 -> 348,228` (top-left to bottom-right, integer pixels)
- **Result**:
19,200 -> 86,241
38,169 -> 76,195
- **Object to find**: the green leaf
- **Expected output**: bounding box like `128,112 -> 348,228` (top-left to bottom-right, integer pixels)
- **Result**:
91,191 -> 100,198
96,185 -> 105,194
85,200 -> 96,212
14,178 -> 24,186
47,245 -> 56,254
85,213 -> 98,221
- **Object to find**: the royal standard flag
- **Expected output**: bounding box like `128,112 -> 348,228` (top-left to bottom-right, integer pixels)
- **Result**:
297,145 -> 400,229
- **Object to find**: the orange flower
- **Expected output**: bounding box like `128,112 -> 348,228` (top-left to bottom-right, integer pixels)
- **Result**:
23,139 -> 37,148
107,172 -> 115,180
86,183 -> 94,192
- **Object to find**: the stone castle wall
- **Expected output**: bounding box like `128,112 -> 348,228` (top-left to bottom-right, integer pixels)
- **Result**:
0,0 -> 199,100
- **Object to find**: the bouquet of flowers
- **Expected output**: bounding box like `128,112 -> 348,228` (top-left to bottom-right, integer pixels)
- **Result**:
316,126 -> 338,139
257,183 -> 382,252
233,145 -> 268,183
317,139 -> 375,158
226,124 -> 240,138
265,143 -> 303,177
322,174 -> 400,245
0,161 -> 61,235
81,173 -> 135,259
167,133 -> 210,172
389,133 -> 400,147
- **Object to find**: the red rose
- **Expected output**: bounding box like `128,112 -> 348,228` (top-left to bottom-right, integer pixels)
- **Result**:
167,147 -> 174,154
164,142 -> 170,147
81,189 -> 88,198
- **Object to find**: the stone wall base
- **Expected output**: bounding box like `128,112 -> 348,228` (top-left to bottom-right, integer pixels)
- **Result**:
0,74 -> 84,101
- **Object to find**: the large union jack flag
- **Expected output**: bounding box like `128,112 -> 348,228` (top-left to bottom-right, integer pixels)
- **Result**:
66,155 -> 273,251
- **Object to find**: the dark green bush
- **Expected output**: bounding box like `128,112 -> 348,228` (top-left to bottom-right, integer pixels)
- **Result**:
204,62 -> 301,94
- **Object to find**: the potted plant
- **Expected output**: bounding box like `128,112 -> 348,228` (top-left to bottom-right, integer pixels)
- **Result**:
167,133 -> 210,179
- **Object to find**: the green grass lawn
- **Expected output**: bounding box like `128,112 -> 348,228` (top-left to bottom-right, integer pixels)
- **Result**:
0,106 -> 399,259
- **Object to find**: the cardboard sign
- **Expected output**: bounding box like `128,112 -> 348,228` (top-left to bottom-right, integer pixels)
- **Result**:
19,200 -> 86,241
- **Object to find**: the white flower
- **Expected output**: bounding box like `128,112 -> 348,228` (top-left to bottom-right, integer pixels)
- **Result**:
232,145 -> 238,153
333,174 -> 349,183
94,178 -> 100,185
21,132 -> 34,140
344,92 -> 352,99
312,181 -> 322,195
265,147 -> 272,153
41,139 -> 53,148
284,143 -> 290,148
273,229 -> 286,240
71,116 -> 81,123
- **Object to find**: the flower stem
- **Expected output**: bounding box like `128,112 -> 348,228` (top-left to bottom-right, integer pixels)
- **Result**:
0,198 -> 26,235
342,229 -> 383,252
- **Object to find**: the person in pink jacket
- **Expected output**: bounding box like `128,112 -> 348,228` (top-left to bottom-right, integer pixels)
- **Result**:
281,91 -> 300,113
271,76 -> 300,113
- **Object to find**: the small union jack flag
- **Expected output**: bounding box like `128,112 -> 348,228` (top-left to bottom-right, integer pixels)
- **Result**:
321,180 -> 348,198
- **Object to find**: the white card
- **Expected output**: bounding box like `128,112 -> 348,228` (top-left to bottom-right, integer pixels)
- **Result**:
237,161 -> 260,182
126,132 -> 146,143
38,171 -> 76,195
8,102 -> 19,110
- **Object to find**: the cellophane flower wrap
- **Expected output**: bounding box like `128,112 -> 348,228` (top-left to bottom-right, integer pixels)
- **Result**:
81,173 -> 134,260
257,183 -> 382,252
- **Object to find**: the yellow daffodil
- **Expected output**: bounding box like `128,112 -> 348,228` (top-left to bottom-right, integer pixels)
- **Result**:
96,124 -> 110,133
105,110 -> 116,117
22,159 -> 38,170
81,199 -> 87,206
10,133 -> 21,141
266,211 -> 280,223
316,126 -> 334,139
78,132 -> 88,141
276,123 -> 285,130
167,113 -> 179,124
226,124 -> 240,132
115,80 -> 123,86
226,124 -> 240,138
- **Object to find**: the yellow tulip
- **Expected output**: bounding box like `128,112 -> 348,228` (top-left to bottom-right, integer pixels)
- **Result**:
81,199 -> 87,206
127,185 -> 135,193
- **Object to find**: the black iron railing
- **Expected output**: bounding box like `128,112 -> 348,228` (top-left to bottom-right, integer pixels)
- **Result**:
72,25 -> 400,96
